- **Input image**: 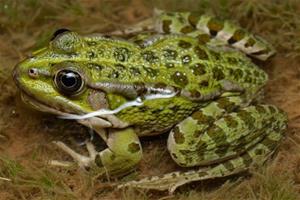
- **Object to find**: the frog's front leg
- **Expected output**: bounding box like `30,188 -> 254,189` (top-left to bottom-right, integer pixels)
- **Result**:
53,128 -> 143,176
120,104 -> 287,192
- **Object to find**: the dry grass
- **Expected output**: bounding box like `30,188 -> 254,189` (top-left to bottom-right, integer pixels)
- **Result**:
0,0 -> 300,199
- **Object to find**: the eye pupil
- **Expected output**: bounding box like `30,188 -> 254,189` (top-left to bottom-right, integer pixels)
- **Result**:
61,73 -> 77,87
55,69 -> 83,95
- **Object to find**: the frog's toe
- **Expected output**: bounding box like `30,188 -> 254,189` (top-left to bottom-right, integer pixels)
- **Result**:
51,141 -> 95,168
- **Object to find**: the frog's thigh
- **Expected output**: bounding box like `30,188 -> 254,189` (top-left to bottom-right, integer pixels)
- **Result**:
98,128 -> 142,175
168,104 -> 287,168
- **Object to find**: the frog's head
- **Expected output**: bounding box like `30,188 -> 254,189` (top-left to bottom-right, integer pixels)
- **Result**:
13,30 -> 109,116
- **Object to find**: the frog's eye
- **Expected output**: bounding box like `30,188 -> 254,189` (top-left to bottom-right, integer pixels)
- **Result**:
54,69 -> 84,96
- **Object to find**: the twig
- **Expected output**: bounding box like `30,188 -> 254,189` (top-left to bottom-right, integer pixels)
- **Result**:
0,176 -> 11,181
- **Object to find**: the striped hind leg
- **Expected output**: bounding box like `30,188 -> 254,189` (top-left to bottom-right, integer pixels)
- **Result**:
119,104 -> 287,193
154,10 -> 275,60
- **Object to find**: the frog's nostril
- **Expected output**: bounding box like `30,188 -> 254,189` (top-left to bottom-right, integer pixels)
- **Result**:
28,68 -> 39,78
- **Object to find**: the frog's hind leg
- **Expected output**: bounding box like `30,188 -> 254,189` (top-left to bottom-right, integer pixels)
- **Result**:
119,104 -> 287,193
154,10 -> 275,60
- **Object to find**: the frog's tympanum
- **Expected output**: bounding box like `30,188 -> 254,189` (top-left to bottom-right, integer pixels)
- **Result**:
13,10 -> 287,192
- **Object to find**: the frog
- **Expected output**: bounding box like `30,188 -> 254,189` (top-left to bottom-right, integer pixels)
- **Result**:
13,9 -> 287,193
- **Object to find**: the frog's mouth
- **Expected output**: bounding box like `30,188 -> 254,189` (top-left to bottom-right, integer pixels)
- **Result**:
20,92 -> 75,117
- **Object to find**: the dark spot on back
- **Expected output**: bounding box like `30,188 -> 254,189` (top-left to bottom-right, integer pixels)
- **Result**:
210,51 -> 221,60
197,34 -> 211,44
143,66 -> 158,77
142,51 -> 159,63
87,51 -> 96,59
199,80 -> 209,87
88,63 -> 103,71
113,47 -> 130,62
212,67 -> 225,80
115,64 -> 125,71
190,63 -> 206,76
178,40 -> 192,49
182,55 -> 192,65
194,46 -> 209,60
232,69 -> 244,79
166,63 -> 175,68
162,20 -> 172,34
171,71 -> 189,87
177,15 -> 186,24
163,49 -> 178,60
86,41 -> 97,46
109,70 -> 119,78
227,57 -> 238,65
130,67 -> 141,75
180,26 -> 195,34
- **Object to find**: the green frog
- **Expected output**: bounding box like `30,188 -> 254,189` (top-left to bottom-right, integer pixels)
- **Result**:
13,10 -> 287,192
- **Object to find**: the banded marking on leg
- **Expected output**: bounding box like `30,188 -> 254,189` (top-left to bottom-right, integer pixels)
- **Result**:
120,105 -> 286,193
168,97 -> 244,167
201,105 -> 285,161
154,10 -> 275,60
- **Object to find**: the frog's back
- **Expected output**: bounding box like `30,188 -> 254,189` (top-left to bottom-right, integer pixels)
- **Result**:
93,35 -> 267,101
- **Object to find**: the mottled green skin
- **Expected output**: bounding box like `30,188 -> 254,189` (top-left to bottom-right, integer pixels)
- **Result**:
13,10 -> 287,192
14,33 -> 267,135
